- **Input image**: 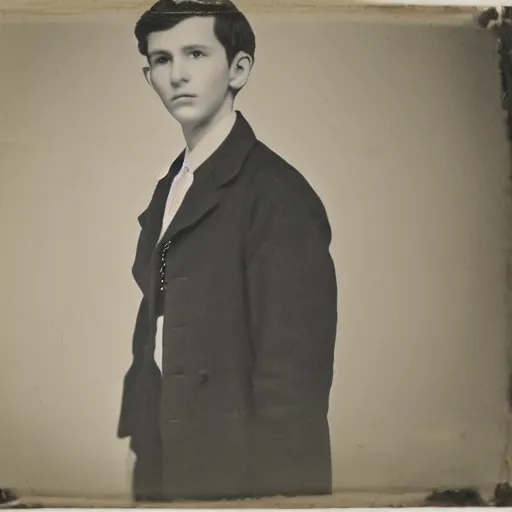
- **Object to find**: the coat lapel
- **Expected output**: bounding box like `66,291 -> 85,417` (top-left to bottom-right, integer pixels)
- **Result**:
155,162 -> 219,250
132,151 -> 185,295
154,111 -> 258,251
133,111 -> 258,302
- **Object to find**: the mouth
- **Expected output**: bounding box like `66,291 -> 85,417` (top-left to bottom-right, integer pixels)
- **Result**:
171,94 -> 196,102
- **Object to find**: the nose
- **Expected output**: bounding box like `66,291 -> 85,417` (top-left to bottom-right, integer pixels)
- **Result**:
169,58 -> 189,87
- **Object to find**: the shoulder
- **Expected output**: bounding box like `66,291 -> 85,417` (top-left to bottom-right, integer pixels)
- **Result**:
242,141 -> 331,235
245,142 -> 316,200
240,141 -> 333,259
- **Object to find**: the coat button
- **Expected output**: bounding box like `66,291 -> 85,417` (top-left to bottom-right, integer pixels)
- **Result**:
199,370 -> 209,383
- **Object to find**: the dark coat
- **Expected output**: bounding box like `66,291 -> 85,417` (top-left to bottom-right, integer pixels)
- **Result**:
117,111 -> 338,502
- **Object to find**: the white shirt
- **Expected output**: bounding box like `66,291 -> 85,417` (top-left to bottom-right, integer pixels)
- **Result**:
154,111 -> 237,373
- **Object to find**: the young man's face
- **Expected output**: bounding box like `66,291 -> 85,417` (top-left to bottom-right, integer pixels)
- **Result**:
145,16 -> 245,128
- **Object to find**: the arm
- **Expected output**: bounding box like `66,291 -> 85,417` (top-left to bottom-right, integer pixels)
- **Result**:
117,296 -> 150,439
245,194 -> 338,495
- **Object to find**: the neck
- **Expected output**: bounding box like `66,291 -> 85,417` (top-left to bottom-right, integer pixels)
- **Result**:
182,100 -> 234,152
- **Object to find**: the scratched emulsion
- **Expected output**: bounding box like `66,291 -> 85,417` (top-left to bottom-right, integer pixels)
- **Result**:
0,0 -> 482,19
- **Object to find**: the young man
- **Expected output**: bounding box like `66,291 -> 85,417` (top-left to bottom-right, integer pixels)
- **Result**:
117,0 -> 338,502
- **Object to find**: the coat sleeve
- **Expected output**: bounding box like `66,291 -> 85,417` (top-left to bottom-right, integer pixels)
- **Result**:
117,208 -> 152,440
117,296 -> 150,439
244,193 -> 338,496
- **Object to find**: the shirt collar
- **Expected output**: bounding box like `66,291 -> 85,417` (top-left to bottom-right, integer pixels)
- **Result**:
156,111 -> 237,181
182,110 -> 236,174
154,112 -> 256,191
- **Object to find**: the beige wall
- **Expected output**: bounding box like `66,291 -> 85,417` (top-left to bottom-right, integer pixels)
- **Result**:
0,13 -> 510,498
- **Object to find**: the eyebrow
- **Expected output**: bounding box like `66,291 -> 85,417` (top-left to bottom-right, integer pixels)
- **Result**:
182,44 -> 211,51
147,49 -> 170,59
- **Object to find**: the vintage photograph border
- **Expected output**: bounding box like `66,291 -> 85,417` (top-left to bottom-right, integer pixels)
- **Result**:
1,0 -> 511,509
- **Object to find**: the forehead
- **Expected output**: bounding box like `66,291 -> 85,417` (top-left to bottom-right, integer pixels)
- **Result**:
146,16 -> 220,52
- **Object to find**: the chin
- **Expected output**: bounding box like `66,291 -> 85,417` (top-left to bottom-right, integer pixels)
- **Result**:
168,104 -> 205,127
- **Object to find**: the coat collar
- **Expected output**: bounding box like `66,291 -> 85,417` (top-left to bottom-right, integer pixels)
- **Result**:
144,111 -> 257,254
203,110 -> 258,188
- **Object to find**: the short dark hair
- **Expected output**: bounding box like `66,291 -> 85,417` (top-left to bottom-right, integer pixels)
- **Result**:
134,0 -> 256,66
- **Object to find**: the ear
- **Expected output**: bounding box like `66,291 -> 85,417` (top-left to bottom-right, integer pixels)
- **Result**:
228,51 -> 253,93
143,66 -> 153,87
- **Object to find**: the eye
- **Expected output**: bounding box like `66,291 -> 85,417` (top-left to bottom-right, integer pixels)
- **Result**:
190,50 -> 204,59
151,55 -> 169,66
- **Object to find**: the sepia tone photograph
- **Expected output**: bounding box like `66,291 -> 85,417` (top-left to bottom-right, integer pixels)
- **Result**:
1,0 -> 512,508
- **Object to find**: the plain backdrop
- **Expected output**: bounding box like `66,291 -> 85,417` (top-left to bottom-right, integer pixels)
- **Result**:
0,11 -> 511,498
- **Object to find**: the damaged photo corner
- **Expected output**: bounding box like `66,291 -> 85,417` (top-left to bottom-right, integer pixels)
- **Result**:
1,0 -> 512,509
